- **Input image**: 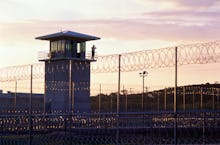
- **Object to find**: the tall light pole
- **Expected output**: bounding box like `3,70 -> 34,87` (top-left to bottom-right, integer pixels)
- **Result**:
139,71 -> 148,112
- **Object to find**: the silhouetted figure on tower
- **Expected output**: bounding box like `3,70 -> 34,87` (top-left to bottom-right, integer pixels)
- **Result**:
91,45 -> 96,60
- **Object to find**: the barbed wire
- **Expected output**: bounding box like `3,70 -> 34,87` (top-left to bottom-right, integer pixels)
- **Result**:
92,41 -> 220,72
0,63 -> 44,82
0,41 -> 220,82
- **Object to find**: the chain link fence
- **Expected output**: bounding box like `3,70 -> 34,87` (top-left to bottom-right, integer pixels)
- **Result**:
0,111 -> 220,144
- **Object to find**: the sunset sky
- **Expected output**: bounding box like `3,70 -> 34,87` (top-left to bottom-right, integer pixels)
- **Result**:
1,0 -> 220,67
0,0 -> 220,92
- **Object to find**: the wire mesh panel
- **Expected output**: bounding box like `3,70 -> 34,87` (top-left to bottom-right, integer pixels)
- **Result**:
0,111 -> 220,144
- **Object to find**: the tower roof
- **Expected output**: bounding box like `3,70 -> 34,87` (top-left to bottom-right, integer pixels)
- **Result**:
35,31 -> 100,41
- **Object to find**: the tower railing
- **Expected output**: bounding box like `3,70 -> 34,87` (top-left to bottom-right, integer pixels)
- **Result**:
38,50 -> 98,61
86,51 -> 98,60
38,51 -> 51,61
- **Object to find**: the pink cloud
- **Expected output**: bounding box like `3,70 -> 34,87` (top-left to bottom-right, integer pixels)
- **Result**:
1,18 -> 220,44
57,19 -> 220,41
145,11 -> 220,19
138,0 -> 219,9
176,0 -> 219,8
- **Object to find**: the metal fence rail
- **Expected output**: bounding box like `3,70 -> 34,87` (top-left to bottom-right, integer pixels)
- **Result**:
0,111 -> 220,144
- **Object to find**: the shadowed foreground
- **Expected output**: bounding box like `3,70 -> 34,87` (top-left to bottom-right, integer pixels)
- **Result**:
0,111 -> 220,144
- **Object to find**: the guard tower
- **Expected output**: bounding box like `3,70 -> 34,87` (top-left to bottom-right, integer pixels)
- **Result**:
36,31 -> 100,113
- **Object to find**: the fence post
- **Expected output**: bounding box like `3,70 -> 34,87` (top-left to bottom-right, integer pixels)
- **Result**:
157,91 -> 160,113
69,60 -> 72,113
117,54 -> 121,114
14,80 -> 17,109
110,94 -> 113,112
218,89 -> 220,109
200,86 -> 205,144
212,88 -> 215,110
164,88 -> 167,111
183,86 -> 185,111
116,54 -> 121,145
29,65 -> 33,145
200,87 -> 203,110
125,91 -> 128,112
99,84 -> 101,112
43,80 -> 46,114
0,118 -> 2,145
193,90 -> 195,110
174,46 -> 178,145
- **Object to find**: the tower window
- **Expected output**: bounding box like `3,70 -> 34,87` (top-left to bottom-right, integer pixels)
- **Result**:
80,42 -> 86,52
65,40 -> 71,50
58,40 -> 62,52
51,41 -> 58,53
77,43 -> 80,53
61,40 -> 65,52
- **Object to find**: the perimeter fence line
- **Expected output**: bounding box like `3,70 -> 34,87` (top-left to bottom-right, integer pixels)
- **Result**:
0,40 -> 220,82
